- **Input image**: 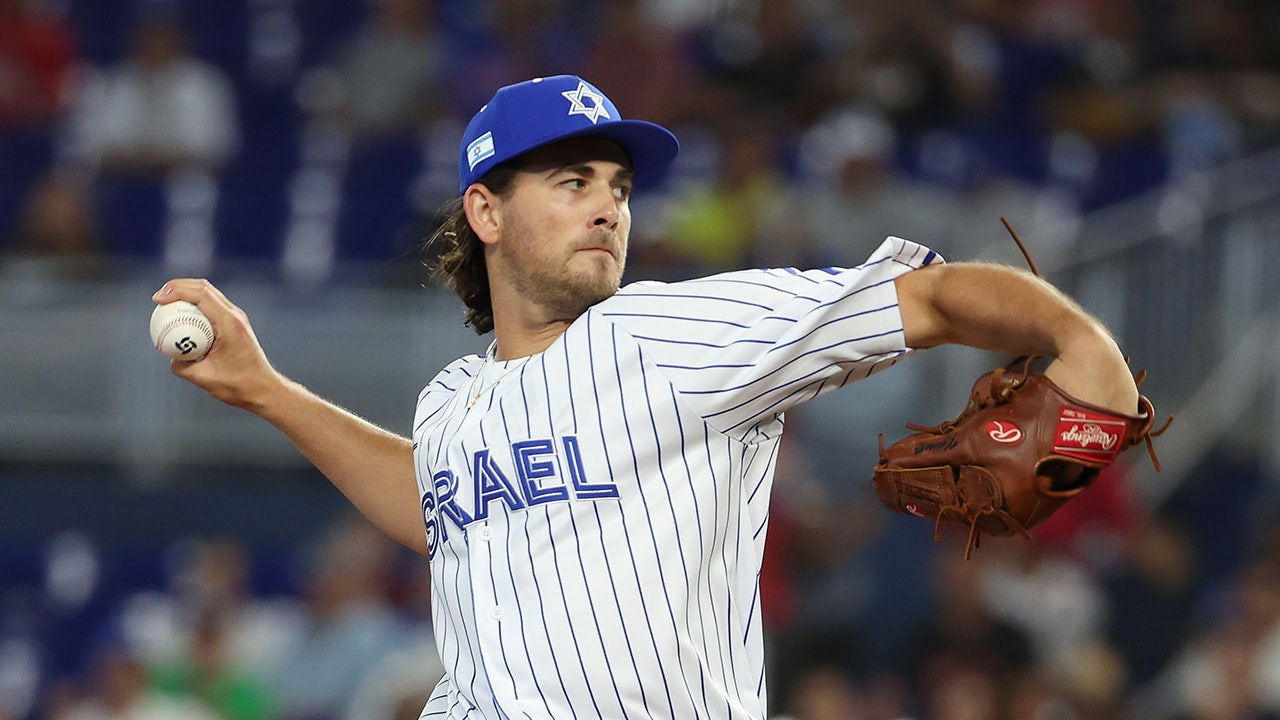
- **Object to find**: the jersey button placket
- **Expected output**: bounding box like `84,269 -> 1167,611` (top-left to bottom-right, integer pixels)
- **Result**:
480,525 -> 501,621
467,518 -> 509,697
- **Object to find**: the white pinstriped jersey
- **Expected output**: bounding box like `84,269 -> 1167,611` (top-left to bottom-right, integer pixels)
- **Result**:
413,237 -> 941,719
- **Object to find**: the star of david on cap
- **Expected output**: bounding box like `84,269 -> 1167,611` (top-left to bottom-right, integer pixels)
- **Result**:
562,80 -> 611,125
457,75 -> 680,194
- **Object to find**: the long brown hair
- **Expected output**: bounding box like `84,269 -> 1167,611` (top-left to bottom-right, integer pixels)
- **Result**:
421,167 -> 520,334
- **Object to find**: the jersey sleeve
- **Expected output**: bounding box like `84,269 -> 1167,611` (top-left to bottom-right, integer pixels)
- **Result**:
595,236 -> 943,439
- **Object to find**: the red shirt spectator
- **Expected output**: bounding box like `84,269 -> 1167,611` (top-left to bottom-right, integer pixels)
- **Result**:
0,0 -> 77,130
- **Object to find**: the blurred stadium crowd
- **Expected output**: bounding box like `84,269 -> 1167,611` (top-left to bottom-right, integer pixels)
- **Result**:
5,0 -> 1280,276
3,0 -> 1280,719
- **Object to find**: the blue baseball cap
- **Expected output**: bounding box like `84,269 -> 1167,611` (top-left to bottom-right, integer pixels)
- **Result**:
458,75 -> 680,194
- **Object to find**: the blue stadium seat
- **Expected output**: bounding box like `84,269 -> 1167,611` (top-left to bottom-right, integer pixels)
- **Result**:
335,133 -> 426,263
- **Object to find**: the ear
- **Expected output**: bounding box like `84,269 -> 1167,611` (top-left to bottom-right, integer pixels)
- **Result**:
461,184 -> 503,246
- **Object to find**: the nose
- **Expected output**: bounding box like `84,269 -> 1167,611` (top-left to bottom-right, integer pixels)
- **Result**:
591,186 -> 621,228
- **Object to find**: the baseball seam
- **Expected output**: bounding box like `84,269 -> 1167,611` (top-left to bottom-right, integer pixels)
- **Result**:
155,316 -> 214,353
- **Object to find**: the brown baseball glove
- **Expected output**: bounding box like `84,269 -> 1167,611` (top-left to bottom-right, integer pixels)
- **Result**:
872,356 -> 1169,559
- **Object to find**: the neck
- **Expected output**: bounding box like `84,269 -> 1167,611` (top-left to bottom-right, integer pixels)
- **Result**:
487,275 -> 580,360
491,320 -> 571,360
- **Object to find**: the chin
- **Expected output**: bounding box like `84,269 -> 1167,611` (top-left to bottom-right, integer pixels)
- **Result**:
576,274 -> 623,309
570,256 -> 623,291
579,279 -> 621,307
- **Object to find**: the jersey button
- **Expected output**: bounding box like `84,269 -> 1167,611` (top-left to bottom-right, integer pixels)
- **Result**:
490,605 -> 504,620
478,526 -> 493,541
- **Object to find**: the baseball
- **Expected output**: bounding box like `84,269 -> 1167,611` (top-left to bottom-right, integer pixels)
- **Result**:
150,300 -> 215,361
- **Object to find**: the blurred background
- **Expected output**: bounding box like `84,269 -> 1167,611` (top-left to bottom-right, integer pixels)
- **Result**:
2,0 -> 1280,718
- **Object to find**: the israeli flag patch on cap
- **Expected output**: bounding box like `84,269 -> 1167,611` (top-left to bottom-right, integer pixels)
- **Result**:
466,131 -> 496,171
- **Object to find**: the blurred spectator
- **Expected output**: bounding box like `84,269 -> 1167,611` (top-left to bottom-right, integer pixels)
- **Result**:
1159,70 -> 1244,177
798,105 -> 957,267
578,0 -> 701,129
652,119 -> 798,274
443,0 -> 581,113
892,550 -> 1034,717
920,656 -> 1006,720
1162,625 -> 1273,720
341,635 -> 443,720
808,1 -> 958,134
1062,641 -> 1131,720
285,0 -> 449,272
1005,643 -> 1129,720
773,665 -> 865,720
118,537 -> 306,679
1167,448 -> 1272,593
146,609 -> 274,720
946,0 -> 1074,183
692,0 -> 825,125
296,0 -> 444,142
1138,555 -> 1280,720
1103,511 -> 1199,687
51,640 -> 221,720
113,538 -> 299,720
7,167 -> 99,257
341,549 -> 442,720
0,0 -> 80,250
764,423 -> 887,715
63,3 -> 239,177
267,514 -> 410,720
0,0 -> 77,131
57,1 -> 239,263
981,541 -> 1108,673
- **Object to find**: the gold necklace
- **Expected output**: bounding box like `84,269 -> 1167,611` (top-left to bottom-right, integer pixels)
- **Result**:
467,356 -> 532,408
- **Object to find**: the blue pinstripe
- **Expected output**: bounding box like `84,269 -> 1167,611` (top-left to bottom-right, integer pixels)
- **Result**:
585,316 -> 655,719
601,320 -> 675,717
542,342 -> 606,717
664,380 -> 713,713
485,408 -> 553,718
628,330 -> 704,716
552,338 -> 627,720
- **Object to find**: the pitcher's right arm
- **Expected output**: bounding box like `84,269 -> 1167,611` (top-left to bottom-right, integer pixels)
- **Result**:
153,280 -> 427,558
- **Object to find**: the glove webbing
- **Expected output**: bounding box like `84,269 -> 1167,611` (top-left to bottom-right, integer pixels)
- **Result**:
936,487 -> 1033,561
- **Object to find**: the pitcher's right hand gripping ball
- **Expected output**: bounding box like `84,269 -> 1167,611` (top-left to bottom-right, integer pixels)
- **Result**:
872,357 -> 1170,559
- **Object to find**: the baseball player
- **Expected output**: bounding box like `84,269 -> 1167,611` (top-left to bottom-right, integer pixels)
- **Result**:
155,75 -> 1140,719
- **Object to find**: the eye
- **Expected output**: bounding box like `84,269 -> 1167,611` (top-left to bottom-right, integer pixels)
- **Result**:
561,178 -> 586,190
613,184 -> 632,200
